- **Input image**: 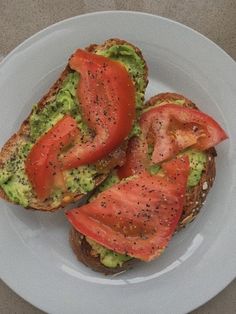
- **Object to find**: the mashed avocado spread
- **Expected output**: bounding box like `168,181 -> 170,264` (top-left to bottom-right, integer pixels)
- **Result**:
0,142 -> 33,206
0,44 -> 146,206
146,145 -> 206,187
86,237 -> 131,268
30,73 -> 77,140
184,149 -> 206,187
30,72 -> 90,141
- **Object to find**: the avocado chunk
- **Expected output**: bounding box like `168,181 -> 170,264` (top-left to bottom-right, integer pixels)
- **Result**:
184,149 -> 207,187
148,164 -> 161,175
96,171 -> 120,192
1,177 -> 31,207
86,238 -> 132,268
64,166 -> 98,194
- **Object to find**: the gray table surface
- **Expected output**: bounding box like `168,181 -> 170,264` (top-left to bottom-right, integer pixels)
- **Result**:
0,1 -> 235,313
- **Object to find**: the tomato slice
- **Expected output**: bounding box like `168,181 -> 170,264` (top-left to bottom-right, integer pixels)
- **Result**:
119,104 -> 228,177
141,104 -> 228,164
66,157 -> 189,261
63,49 -> 136,169
25,115 -> 79,200
162,156 -> 190,183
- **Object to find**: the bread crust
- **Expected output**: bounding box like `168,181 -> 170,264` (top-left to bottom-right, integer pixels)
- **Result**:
178,147 -> 216,229
144,92 -> 195,109
70,228 -> 136,275
69,92 -> 217,273
0,39 -> 148,211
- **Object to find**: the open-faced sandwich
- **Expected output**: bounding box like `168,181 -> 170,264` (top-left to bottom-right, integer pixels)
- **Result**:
66,93 -> 228,274
0,38 -> 228,275
0,39 -> 148,211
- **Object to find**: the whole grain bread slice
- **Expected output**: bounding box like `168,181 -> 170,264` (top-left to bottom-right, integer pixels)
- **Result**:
69,93 -> 217,274
145,93 -> 216,229
0,39 -> 148,211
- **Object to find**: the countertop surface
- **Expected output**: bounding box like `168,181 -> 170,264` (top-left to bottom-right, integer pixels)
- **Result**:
0,1 -> 235,313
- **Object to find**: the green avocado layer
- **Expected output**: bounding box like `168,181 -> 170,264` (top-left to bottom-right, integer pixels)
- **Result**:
0,44 -> 146,206
91,171 -> 120,200
0,142 -> 33,207
29,72 -> 87,141
86,237 -> 131,268
184,149 -> 207,187
64,166 -> 98,194
146,147 -> 207,186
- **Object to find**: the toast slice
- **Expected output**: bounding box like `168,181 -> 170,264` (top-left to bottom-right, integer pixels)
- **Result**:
145,93 -> 216,229
0,39 -> 148,211
69,93 -> 217,274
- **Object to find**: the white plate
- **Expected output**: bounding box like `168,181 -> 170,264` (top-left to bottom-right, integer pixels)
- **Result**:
0,11 -> 235,314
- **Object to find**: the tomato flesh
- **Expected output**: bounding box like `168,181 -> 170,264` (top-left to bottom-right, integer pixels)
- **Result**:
119,104 -> 228,178
63,49 -> 136,169
66,157 -> 189,261
25,115 -> 79,200
141,104 -> 228,164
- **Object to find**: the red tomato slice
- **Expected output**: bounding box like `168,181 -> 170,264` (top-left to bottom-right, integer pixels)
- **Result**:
119,104 -> 228,177
141,104 -> 228,164
66,157 -> 189,261
25,115 -> 79,200
162,156 -> 190,183
63,49 -> 136,169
